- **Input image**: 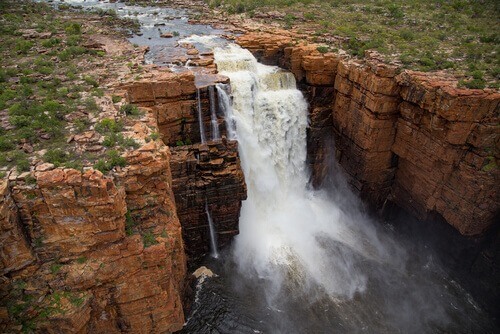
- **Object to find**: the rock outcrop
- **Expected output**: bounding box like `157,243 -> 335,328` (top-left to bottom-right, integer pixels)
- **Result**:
123,70 -> 229,146
237,33 -> 499,236
0,125 -> 186,333
122,70 -> 246,265
170,140 -> 246,264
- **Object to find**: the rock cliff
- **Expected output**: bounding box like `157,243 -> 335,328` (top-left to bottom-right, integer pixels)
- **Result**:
237,32 -> 499,237
0,140 -> 186,333
121,71 -> 246,265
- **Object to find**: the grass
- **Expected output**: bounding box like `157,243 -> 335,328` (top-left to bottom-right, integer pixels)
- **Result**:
209,0 -> 499,87
125,210 -> 137,235
0,1 -> 147,176
142,231 -> 159,248
93,150 -> 127,173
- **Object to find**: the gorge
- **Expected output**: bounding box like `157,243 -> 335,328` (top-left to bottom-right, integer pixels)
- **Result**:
0,1 -> 498,333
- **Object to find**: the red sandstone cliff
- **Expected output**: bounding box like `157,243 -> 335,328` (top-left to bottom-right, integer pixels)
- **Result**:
237,33 -> 499,236
121,70 -> 246,265
0,118 -> 186,333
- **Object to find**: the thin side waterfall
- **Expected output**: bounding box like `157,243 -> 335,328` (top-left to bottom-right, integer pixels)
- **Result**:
205,202 -> 219,259
215,83 -> 237,140
208,85 -> 220,140
196,88 -> 207,144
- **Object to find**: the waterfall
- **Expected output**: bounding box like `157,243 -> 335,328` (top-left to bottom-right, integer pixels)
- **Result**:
208,85 -> 220,140
215,83 -> 237,140
197,88 -> 207,144
214,44 -> 390,299
205,202 -> 219,259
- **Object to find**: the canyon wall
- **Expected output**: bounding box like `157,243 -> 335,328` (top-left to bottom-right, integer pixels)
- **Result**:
122,71 -> 246,265
237,33 -> 499,237
0,136 -> 186,333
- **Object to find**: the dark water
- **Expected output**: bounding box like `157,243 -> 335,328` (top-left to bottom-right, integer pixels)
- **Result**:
180,218 -> 497,334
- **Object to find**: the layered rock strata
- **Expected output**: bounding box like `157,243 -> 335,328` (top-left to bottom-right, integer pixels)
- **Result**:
123,71 -> 229,146
0,122 -> 186,333
122,71 -> 246,265
238,33 -> 499,237
170,140 -> 246,264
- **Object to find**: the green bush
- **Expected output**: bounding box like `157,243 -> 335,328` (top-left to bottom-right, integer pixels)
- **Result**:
120,104 -> 141,116
142,231 -> 158,248
15,40 -> 33,54
95,118 -> 122,133
316,46 -> 329,53
93,150 -> 127,173
0,137 -> 14,151
44,149 -> 69,167
64,22 -> 81,35
41,38 -> 60,48
125,211 -> 136,235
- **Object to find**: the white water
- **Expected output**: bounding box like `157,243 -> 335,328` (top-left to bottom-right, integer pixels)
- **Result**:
208,85 -> 220,140
215,83 -> 237,140
196,88 -> 207,144
214,44 -> 398,301
205,202 -> 220,259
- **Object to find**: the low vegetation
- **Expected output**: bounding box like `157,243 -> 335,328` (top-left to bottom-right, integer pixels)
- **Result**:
0,0 -> 145,176
208,0 -> 499,88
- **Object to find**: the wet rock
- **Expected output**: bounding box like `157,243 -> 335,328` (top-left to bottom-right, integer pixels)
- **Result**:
193,266 -> 216,279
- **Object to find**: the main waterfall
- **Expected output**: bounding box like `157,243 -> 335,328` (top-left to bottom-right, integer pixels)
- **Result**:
214,45 -> 388,299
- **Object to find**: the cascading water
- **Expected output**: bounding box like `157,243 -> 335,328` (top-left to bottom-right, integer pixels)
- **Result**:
205,202 -> 220,259
214,44 -> 379,299
208,85 -> 220,140
196,88 -> 207,144
215,83 -> 237,140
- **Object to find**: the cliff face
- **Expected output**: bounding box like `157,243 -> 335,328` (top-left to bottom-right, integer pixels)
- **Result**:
0,122 -> 186,333
170,141 -> 246,263
122,71 -> 246,265
237,33 -> 499,237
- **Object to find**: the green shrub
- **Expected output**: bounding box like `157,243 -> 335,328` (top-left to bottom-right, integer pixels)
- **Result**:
41,38 -> 60,48
64,22 -> 81,35
111,95 -> 122,103
0,137 -> 14,151
83,76 -> 99,88
50,263 -> 62,274
125,211 -> 136,235
15,40 -> 33,54
149,132 -> 160,141
95,118 -> 122,133
93,150 -> 127,173
316,46 -> 329,53
142,231 -> 158,248
463,78 -> 486,89
120,104 -> 141,116
44,149 -> 68,167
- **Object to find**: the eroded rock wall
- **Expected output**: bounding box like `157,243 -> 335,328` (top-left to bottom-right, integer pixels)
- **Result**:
237,33 -> 499,236
124,71 -> 228,146
170,140 -> 246,264
0,130 -> 186,333
122,71 -> 246,265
